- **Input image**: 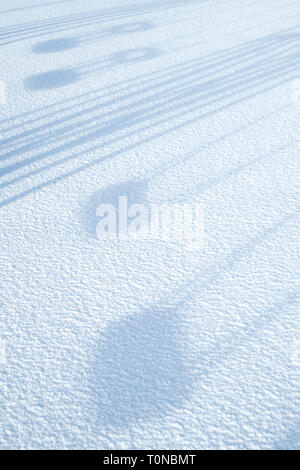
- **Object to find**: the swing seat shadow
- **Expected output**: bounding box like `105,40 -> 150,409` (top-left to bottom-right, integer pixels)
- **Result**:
32,37 -> 79,53
25,69 -> 80,90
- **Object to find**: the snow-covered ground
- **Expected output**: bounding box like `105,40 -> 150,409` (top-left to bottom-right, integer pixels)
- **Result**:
0,0 -> 299,449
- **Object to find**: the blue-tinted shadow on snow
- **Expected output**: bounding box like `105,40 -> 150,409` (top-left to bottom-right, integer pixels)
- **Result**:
272,425 -> 300,450
1,0 -> 73,14
1,29 -> 300,206
84,179 -> 148,238
25,69 -> 80,90
90,213 -> 299,431
0,0 -> 198,46
32,37 -> 79,54
92,305 -> 195,428
24,47 -> 159,90
114,47 -> 158,64
31,22 -> 154,54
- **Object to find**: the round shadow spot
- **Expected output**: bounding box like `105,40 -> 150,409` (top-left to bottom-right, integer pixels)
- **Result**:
25,69 -> 79,90
92,306 -> 195,428
32,37 -> 79,54
113,47 -> 158,64
110,22 -> 154,35
84,179 -> 148,238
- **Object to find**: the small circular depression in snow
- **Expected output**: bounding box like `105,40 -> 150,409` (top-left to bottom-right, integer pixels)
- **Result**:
25,69 -> 79,90
32,37 -> 79,54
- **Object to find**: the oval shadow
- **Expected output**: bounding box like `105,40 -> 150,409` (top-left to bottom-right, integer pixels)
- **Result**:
110,21 -> 154,35
83,179 -> 148,238
25,69 -> 79,90
92,306 -> 195,429
113,47 -> 159,64
32,37 -> 79,54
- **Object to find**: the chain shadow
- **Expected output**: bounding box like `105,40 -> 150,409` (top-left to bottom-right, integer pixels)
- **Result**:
1,29 -> 300,207
24,47 -> 159,90
0,0 -> 199,46
31,21 -> 155,54
83,179 -> 148,238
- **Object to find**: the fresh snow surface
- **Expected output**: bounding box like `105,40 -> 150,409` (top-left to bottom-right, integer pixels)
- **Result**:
0,0 -> 299,450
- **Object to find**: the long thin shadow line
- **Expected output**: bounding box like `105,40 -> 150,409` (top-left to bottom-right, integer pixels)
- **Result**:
2,30 -> 298,151
2,26 -> 297,129
1,49 -> 298,178
141,103 -> 295,182
0,42 -> 245,129
150,219 -> 300,404
0,1 -> 73,14
164,139 -> 299,206
2,104 -> 292,192
190,288 -> 299,380
2,56 -> 295,163
162,0 -> 259,27
2,38 -> 285,148
0,0 -> 287,39
0,0 -> 202,40
0,0 -> 295,46
0,4 -> 296,52
0,0 -> 254,49
147,210 -> 299,365
1,32 -> 297,154
1,70 -> 299,208
160,209 -> 300,316
2,49 -> 298,174
172,0 -> 300,49
0,0 -> 230,35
